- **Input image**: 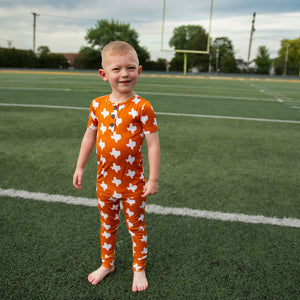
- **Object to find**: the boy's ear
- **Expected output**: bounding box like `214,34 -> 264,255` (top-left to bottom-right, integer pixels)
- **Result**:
99,69 -> 108,81
138,65 -> 142,76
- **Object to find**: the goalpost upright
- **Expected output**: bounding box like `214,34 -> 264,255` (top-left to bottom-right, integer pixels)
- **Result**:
161,0 -> 214,75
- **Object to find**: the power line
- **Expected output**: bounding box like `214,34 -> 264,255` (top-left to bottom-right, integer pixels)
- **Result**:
39,13 -> 152,24
41,13 -> 97,21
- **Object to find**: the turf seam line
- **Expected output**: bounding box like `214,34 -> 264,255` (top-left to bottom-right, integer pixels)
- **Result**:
0,103 -> 88,110
0,87 -> 71,91
1,188 -> 299,228
1,103 -> 300,124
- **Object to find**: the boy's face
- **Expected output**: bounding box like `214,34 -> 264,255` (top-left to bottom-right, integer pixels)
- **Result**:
99,51 -> 142,98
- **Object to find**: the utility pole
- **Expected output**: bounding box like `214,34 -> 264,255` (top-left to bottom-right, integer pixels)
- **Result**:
32,12 -> 40,52
247,12 -> 256,70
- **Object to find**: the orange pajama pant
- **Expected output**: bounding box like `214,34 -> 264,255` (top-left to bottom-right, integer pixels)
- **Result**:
97,192 -> 148,272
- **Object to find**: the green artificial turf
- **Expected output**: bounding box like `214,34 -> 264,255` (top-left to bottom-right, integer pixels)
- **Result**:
1,197 -> 299,300
1,71 -> 299,299
0,105 -> 299,218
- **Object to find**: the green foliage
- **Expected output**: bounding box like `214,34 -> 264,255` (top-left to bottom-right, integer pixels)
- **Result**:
273,37 -> 300,75
74,46 -> 101,69
169,53 -> 185,72
0,47 -> 69,69
220,53 -> 238,73
169,25 -> 209,71
0,48 -> 38,68
211,37 -> 238,73
143,58 -> 167,71
273,56 -> 285,75
213,37 -> 234,55
254,46 -> 272,75
169,25 -> 208,51
85,19 -> 150,66
37,45 -> 50,55
38,53 -> 69,69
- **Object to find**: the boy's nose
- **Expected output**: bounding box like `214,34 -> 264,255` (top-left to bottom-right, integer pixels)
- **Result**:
120,68 -> 129,77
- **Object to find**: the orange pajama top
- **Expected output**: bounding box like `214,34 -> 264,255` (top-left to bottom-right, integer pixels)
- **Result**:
87,94 -> 158,198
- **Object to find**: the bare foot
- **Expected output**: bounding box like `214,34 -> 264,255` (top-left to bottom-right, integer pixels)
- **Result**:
88,265 -> 114,285
132,270 -> 148,292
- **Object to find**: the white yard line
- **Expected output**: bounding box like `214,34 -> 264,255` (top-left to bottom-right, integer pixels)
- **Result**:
138,91 -> 275,102
155,111 -> 300,124
1,103 -> 300,124
0,86 -> 276,102
1,188 -> 299,228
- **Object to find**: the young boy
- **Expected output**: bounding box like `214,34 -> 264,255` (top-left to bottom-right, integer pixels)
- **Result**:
73,41 -> 160,292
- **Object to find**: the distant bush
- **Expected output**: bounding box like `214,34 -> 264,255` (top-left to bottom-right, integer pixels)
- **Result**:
73,46 -> 101,70
0,48 -> 69,69
0,48 -> 38,68
143,58 -> 167,71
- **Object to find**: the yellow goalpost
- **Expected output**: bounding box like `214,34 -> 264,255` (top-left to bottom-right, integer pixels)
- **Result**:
161,0 -> 214,75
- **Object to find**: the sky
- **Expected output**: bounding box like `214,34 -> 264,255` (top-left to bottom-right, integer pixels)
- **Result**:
0,0 -> 299,62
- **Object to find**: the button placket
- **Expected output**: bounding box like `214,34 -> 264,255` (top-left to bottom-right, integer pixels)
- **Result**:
109,105 -> 118,132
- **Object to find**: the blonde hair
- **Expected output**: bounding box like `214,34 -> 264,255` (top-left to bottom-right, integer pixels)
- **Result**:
101,41 -> 139,66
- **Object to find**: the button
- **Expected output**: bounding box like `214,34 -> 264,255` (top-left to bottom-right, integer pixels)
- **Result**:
109,123 -> 114,127
113,105 -> 118,110
111,114 -> 115,119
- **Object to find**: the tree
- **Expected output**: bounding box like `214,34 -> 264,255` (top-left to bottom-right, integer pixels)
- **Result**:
37,46 -> 69,69
254,46 -> 272,74
0,48 -> 38,68
37,46 -> 50,55
85,19 -> 150,66
143,58 -> 167,71
273,38 -> 300,75
169,25 -> 209,71
220,53 -> 238,73
211,37 -> 237,73
74,46 -> 101,69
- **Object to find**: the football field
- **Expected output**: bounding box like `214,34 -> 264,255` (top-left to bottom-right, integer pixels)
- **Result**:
0,70 -> 299,299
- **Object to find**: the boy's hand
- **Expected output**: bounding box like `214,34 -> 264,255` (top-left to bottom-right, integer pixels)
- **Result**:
142,180 -> 158,197
73,167 -> 84,189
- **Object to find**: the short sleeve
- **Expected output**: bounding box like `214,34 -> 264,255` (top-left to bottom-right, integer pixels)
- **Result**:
87,99 -> 99,130
140,101 -> 158,135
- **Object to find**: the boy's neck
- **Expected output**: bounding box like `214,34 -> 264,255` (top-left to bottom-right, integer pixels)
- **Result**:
109,92 -> 135,104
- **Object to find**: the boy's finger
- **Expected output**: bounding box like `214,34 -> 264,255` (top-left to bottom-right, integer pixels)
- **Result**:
142,187 -> 148,197
74,183 -> 82,189
73,176 -> 82,189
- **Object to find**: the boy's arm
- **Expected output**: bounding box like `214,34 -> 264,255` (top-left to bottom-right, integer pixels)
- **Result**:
73,128 -> 97,189
142,131 -> 160,197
